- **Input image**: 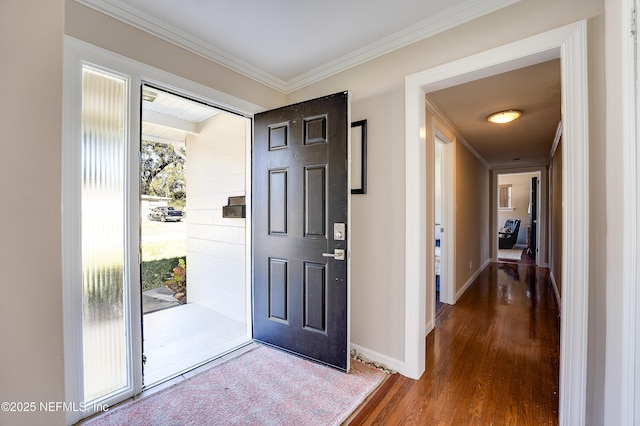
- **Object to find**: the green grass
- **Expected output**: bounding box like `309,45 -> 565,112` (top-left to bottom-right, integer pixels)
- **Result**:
141,239 -> 186,261
140,218 -> 186,291
141,257 -> 184,291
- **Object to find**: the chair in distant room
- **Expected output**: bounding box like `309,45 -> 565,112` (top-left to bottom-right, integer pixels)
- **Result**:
499,219 -> 521,249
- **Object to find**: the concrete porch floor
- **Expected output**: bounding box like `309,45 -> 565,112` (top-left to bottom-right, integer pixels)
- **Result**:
143,286 -> 180,314
142,303 -> 249,387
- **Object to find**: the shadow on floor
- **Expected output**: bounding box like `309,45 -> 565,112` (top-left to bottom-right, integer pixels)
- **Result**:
143,286 -> 180,314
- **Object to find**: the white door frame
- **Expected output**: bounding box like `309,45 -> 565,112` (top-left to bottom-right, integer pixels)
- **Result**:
404,21 -> 589,425
618,0 -> 639,422
634,4 -> 640,420
62,36 -> 262,425
435,128 -> 455,306
424,117 -> 456,334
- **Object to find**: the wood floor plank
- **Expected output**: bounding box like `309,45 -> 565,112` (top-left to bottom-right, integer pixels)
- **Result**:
349,262 -> 560,425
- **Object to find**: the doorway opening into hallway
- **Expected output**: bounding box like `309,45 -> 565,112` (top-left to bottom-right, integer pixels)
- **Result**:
404,22 -> 589,423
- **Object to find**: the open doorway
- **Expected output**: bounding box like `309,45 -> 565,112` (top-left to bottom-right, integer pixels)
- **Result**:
496,171 -> 540,264
433,131 -> 454,313
434,137 -> 444,313
405,22 -> 588,423
139,85 -> 252,387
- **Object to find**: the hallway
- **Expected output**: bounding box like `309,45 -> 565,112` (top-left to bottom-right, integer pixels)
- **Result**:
351,262 -> 560,425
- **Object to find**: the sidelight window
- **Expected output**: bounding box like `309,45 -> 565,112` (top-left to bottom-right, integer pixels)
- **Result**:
80,66 -> 129,401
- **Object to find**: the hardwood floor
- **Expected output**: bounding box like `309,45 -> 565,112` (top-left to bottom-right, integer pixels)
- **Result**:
350,262 -> 560,425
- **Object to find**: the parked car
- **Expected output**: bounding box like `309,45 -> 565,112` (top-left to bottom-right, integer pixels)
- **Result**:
148,206 -> 183,222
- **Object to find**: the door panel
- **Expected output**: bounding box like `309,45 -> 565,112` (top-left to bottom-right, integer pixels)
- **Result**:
253,92 -> 349,371
304,165 -> 326,236
269,170 -> 288,234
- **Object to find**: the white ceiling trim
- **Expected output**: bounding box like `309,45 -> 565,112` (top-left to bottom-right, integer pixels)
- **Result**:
77,0 -> 519,94
77,0 -> 289,91
286,0 -> 520,93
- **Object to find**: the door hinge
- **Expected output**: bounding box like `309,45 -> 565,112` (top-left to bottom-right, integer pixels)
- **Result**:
631,6 -> 637,37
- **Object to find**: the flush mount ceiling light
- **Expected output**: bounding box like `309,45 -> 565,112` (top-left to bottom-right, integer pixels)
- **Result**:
142,89 -> 157,102
487,109 -> 522,124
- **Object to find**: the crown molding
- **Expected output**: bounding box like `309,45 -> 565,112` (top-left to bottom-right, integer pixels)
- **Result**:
425,97 -> 491,169
76,0 -> 290,92
77,0 -> 519,94
286,0 -> 520,92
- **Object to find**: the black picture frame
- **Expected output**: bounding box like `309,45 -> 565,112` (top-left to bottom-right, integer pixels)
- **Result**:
351,120 -> 367,194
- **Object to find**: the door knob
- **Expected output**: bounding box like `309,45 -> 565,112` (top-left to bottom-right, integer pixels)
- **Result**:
322,249 -> 345,261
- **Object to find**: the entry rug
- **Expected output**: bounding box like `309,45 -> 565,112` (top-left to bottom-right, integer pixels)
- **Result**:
83,345 -> 386,426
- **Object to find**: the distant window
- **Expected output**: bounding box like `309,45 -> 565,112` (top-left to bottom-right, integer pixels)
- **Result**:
499,184 -> 512,209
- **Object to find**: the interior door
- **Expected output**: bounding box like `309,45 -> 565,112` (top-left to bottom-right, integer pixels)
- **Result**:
252,92 -> 350,371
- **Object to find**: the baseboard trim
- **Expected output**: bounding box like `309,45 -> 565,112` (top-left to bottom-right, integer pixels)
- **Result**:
350,343 -> 406,376
425,319 -> 434,337
550,272 -> 562,316
455,259 -> 490,301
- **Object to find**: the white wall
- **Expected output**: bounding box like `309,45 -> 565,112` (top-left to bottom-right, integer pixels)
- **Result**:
344,91 -> 408,362
454,135 -> 491,291
186,113 -> 247,322
0,1 -> 66,425
550,141 -> 563,298
602,0 -> 627,423
587,13 -> 607,425
434,140 -> 443,226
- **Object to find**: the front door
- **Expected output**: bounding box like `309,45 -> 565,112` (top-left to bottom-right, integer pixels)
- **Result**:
252,92 -> 350,371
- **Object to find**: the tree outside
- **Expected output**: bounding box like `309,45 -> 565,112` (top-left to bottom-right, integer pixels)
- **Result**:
141,141 -> 186,210
141,140 -> 187,300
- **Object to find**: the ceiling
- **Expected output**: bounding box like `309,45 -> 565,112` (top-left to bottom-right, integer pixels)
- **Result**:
77,0 -> 519,92
81,0 -> 559,168
141,86 -> 220,148
427,59 -> 561,168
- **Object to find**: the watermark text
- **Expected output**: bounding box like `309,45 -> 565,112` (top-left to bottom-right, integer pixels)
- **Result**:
1,401 -> 108,413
